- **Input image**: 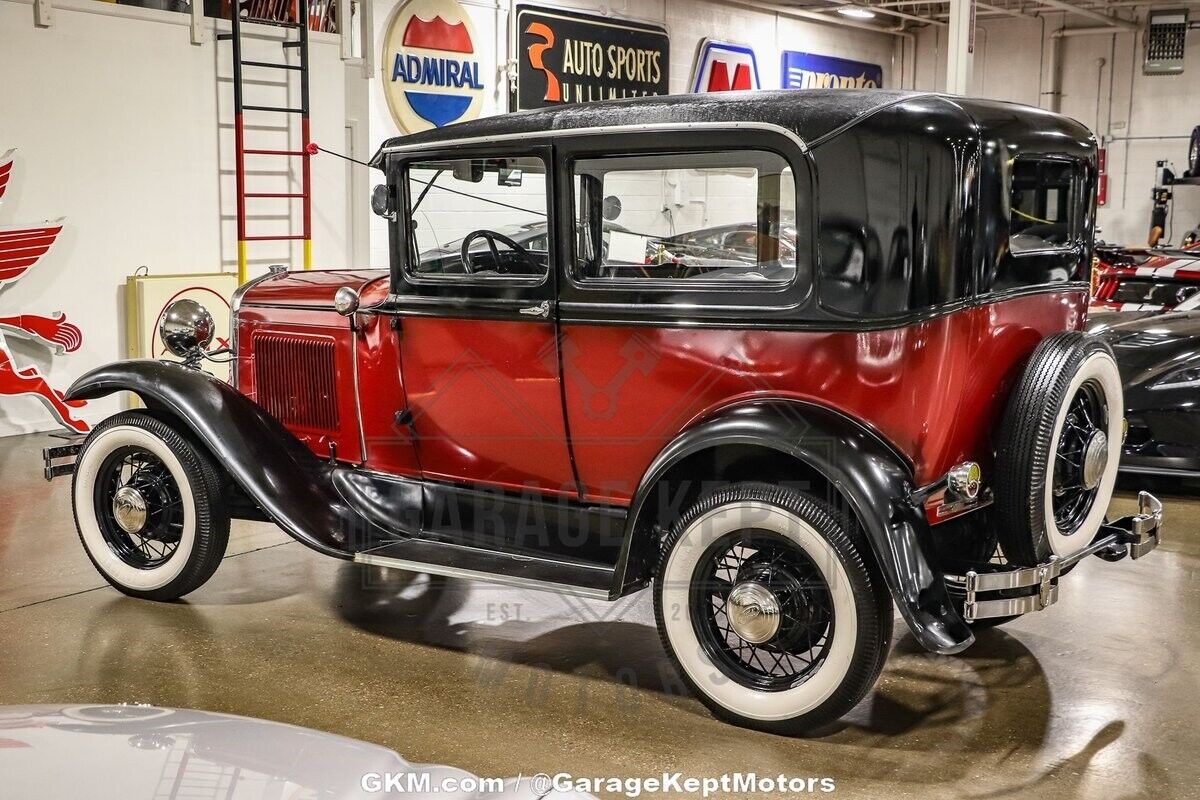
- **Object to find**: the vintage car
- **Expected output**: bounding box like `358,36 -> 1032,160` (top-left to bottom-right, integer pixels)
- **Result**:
1089,294 -> 1200,477
50,90 -> 1164,735
1092,240 -> 1200,312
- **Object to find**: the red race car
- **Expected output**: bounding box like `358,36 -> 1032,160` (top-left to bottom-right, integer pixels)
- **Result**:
1092,239 -> 1200,312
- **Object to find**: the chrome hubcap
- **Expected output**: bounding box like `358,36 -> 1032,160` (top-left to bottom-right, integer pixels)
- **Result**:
726,581 -> 782,644
112,486 -> 148,534
1081,430 -> 1109,491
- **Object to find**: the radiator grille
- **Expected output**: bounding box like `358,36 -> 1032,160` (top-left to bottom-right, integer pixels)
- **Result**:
253,332 -> 339,432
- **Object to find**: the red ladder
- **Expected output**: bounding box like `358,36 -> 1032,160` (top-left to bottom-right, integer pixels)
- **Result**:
218,0 -> 313,283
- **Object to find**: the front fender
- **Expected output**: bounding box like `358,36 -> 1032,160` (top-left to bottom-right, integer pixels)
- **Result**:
620,400 -> 974,655
66,360 -> 364,559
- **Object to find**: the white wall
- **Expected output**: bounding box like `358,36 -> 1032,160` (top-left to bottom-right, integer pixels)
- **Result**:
0,0 -> 369,436
913,11 -> 1200,248
367,0 -> 901,265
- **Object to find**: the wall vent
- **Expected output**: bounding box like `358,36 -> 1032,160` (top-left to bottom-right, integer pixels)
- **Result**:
1145,10 -> 1188,75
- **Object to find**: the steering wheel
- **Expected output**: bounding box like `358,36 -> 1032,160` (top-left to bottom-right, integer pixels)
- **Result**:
459,229 -> 534,275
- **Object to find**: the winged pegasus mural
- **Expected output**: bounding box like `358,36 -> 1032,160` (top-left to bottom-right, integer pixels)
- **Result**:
0,148 -> 89,433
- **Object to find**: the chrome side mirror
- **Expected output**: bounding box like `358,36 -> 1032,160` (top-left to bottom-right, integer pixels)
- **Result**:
159,299 -> 215,366
371,184 -> 395,220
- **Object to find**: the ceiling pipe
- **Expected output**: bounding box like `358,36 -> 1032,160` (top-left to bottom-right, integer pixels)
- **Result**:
1042,23 -> 1134,114
1031,0 -> 1138,30
728,0 -> 918,36
809,0 -> 949,26
725,0 -> 919,88
885,0 -> 1026,15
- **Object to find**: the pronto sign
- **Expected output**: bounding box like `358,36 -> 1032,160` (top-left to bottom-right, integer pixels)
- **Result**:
781,51 -> 884,90
513,4 -> 670,110
381,0 -> 485,133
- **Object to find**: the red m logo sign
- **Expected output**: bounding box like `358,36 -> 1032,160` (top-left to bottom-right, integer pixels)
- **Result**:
706,61 -> 753,92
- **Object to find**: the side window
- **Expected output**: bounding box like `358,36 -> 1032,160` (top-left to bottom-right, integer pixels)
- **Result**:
404,156 -> 549,280
571,150 -> 799,285
990,156 -> 1089,292
1008,158 -> 1080,254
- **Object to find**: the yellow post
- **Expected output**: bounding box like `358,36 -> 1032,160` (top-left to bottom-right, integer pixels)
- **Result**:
303,239 -> 312,270
237,240 -> 248,284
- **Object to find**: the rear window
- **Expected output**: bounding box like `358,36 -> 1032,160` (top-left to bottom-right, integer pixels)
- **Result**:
988,156 -> 1090,293
1008,158 -> 1078,254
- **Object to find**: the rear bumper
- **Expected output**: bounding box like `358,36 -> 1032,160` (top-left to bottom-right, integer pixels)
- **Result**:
945,492 -> 1163,622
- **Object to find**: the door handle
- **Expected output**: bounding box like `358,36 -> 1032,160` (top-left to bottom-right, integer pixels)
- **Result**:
519,300 -> 550,319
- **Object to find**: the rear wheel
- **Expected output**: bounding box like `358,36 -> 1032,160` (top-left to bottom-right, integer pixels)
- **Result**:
994,333 -> 1124,567
654,483 -> 892,734
72,411 -> 229,601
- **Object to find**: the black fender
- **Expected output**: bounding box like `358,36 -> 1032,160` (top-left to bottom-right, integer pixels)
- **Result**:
618,399 -> 974,655
65,359 -> 375,559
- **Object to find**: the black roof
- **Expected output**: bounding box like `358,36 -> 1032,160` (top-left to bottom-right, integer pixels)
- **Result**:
373,89 -> 1093,163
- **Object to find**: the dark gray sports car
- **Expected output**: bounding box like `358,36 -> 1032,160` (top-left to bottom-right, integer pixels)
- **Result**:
1089,296 -> 1200,476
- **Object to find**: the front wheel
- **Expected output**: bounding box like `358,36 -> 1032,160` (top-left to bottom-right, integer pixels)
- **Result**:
654,483 -> 892,734
72,411 -> 229,601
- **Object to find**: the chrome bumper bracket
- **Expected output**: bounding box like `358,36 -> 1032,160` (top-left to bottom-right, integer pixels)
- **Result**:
42,439 -> 82,481
948,491 -> 1163,622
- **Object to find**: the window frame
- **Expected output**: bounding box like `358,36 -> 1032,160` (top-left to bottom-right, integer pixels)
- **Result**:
1005,154 -> 1086,258
396,149 -> 556,289
566,149 -> 803,293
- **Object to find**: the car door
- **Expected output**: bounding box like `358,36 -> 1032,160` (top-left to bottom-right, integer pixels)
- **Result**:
389,145 -> 578,498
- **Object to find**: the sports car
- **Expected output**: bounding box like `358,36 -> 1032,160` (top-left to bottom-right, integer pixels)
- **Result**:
1092,240 -> 1200,312
1089,292 -> 1200,476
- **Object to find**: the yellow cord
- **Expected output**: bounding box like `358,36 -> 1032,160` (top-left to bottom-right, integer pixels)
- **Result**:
1012,208 -> 1055,225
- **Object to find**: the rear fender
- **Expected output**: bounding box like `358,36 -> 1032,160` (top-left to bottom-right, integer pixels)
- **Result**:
619,400 -> 975,655
65,360 -> 369,559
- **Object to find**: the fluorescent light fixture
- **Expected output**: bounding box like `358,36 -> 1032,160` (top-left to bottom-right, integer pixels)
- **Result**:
837,5 -> 877,18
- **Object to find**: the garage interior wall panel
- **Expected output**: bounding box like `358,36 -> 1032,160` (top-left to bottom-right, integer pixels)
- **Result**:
0,0 -> 367,436
913,11 -> 1200,248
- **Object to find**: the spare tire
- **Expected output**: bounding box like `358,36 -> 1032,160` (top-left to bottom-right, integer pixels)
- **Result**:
994,333 -> 1124,567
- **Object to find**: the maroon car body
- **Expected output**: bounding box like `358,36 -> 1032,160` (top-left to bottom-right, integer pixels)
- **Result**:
59,90 -> 1164,734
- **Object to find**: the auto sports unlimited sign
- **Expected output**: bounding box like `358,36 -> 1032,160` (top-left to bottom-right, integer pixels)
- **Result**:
513,5 -> 669,110
381,0 -> 486,133
781,51 -> 884,90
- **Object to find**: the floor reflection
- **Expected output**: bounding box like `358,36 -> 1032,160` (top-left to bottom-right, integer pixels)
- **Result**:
332,563 -> 1066,760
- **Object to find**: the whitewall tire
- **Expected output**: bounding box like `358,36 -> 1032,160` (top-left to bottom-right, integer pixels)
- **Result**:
72,411 -> 229,601
653,483 -> 892,734
995,333 -> 1124,566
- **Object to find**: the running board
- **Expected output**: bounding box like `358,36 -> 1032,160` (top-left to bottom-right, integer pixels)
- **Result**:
354,538 -> 615,600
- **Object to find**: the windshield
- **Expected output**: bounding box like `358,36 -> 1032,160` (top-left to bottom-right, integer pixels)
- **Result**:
406,157 -> 550,278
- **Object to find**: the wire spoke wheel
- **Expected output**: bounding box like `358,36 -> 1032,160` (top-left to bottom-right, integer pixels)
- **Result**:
1051,380 -> 1107,533
689,529 -> 835,692
92,445 -> 185,570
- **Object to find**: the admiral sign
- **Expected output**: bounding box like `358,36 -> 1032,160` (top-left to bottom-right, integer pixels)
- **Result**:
513,5 -> 669,110
781,51 -> 884,90
690,39 -> 761,93
382,0 -> 485,133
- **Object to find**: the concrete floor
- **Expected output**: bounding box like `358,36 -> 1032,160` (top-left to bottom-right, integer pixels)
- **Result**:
1,431 -> 1198,799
